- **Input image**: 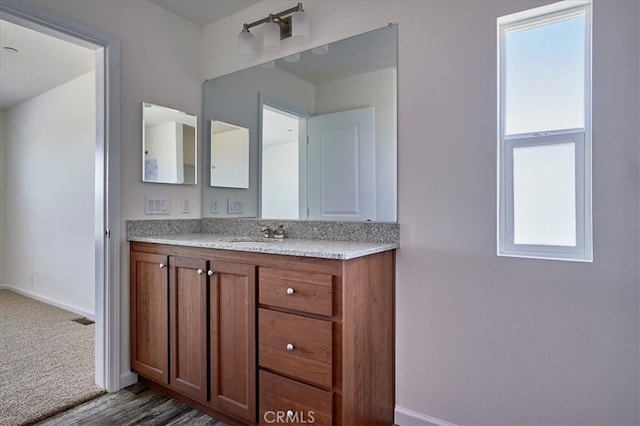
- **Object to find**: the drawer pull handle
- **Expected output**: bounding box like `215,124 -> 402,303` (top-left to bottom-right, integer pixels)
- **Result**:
286,343 -> 294,351
197,269 -> 204,275
286,287 -> 295,295
208,270 -> 214,276
286,410 -> 295,420
159,263 -> 165,269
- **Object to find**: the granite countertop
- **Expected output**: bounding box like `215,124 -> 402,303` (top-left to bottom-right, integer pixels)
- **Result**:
128,233 -> 398,260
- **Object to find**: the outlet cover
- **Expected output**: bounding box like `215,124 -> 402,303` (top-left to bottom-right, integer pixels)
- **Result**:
181,198 -> 191,214
211,198 -> 221,214
227,199 -> 244,214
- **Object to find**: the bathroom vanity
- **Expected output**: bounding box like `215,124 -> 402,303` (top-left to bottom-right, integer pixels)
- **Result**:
129,233 -> 397,425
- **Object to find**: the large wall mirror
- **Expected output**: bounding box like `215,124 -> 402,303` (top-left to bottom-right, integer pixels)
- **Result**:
202,24 -> 397,221
143,102 -> 197,185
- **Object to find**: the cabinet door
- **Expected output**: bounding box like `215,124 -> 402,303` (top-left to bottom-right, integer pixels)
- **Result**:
169,256 -> 209,402
209,260 -> 257,422
130,251 -> 169,384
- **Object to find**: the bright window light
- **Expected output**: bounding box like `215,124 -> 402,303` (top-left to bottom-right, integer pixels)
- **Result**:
498,1 -> 592,262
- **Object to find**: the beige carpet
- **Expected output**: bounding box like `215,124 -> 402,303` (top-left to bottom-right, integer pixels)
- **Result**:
0,290 -> 105,426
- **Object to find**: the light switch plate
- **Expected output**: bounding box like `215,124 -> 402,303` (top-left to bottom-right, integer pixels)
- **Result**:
144,196 -> 170,215
227,199 -> 244,214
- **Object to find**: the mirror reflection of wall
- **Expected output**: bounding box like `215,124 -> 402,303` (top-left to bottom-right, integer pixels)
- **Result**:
142,102 -> 197,185
210,120 -> 249,189
202,24 -> 397,221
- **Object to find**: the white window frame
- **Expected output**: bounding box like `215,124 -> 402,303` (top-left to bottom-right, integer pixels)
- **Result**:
497,1 -> 592,262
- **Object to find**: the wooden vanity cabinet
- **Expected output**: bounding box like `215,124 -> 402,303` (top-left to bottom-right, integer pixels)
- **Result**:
168,256 -> 208,401
208,259 -> 256,421
130,252 -> 209,402
130,241 -> 395,426
130,251 -> 169,384
257,250 -> 395,426
130,243 -> 257,423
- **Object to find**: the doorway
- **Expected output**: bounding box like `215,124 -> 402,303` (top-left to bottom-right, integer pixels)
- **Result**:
261,104 -> 303,219
0,1 -> 121,391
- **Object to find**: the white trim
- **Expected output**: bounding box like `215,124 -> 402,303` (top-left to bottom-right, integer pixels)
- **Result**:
0,285 -> 95,321
395,406 -> 458,426
497,0 -> 591,25
0,0 -> 122,392
120,371 -> 139,389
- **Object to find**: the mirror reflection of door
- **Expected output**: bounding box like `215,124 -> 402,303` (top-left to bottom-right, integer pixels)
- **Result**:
307,106 -> 376,221
261,104 -> 376,221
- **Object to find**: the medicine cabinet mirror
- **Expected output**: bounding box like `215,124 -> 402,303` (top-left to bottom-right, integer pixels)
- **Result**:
142,102 -> 197,185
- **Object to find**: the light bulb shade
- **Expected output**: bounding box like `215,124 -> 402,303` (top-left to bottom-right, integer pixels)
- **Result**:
238,29 -> 256,59
291,10 -> 309,41
263,21 -> 281,53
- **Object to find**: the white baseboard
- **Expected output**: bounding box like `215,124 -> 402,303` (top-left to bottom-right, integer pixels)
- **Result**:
0,285 -> 95,321
120,371 -> 138,389
395,406 -> 457,426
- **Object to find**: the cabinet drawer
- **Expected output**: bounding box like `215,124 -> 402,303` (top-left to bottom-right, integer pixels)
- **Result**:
259,309 -> 332,388
259,267 -> 333,316
259,370 -> 332,426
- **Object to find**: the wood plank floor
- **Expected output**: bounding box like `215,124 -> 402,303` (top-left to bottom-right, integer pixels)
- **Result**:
34,383 -> 229,426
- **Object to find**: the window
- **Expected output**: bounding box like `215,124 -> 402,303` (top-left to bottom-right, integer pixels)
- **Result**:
498,1 -> 592,261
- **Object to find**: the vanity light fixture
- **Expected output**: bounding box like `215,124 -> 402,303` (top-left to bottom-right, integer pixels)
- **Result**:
238,2 -> 309,59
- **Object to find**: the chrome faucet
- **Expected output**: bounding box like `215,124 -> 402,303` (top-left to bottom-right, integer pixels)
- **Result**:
261,225 -> 285,239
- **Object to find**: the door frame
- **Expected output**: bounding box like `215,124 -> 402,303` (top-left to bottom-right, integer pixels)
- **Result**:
0,0 -> 122,391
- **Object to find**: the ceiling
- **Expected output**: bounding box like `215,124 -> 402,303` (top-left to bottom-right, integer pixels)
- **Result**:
0,20 -> 95,109
0,1 -> 259,110
149,0 -> 259,27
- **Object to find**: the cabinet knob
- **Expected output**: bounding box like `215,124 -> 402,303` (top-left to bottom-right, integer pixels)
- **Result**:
286,410 -> 295,420
286,343 -> 294,351
197,269 -> 204,275
208,270 -> 214,276
286,287 -> 295,295
159,263 -> 165,269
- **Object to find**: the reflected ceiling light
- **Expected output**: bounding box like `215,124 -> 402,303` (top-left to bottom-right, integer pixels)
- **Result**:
311,44 -> 329,55
284,53 -> 300,63
238,2 -> 309,58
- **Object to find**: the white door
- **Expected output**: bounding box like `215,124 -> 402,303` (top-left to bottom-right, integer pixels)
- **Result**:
307,106 -> 376,221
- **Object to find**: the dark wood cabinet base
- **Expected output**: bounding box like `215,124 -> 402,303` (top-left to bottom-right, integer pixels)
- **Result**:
140,378 -> 250,426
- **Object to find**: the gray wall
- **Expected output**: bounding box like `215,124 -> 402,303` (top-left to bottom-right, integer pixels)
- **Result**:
395,1 -> 640,424
0,109 -> 4,285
